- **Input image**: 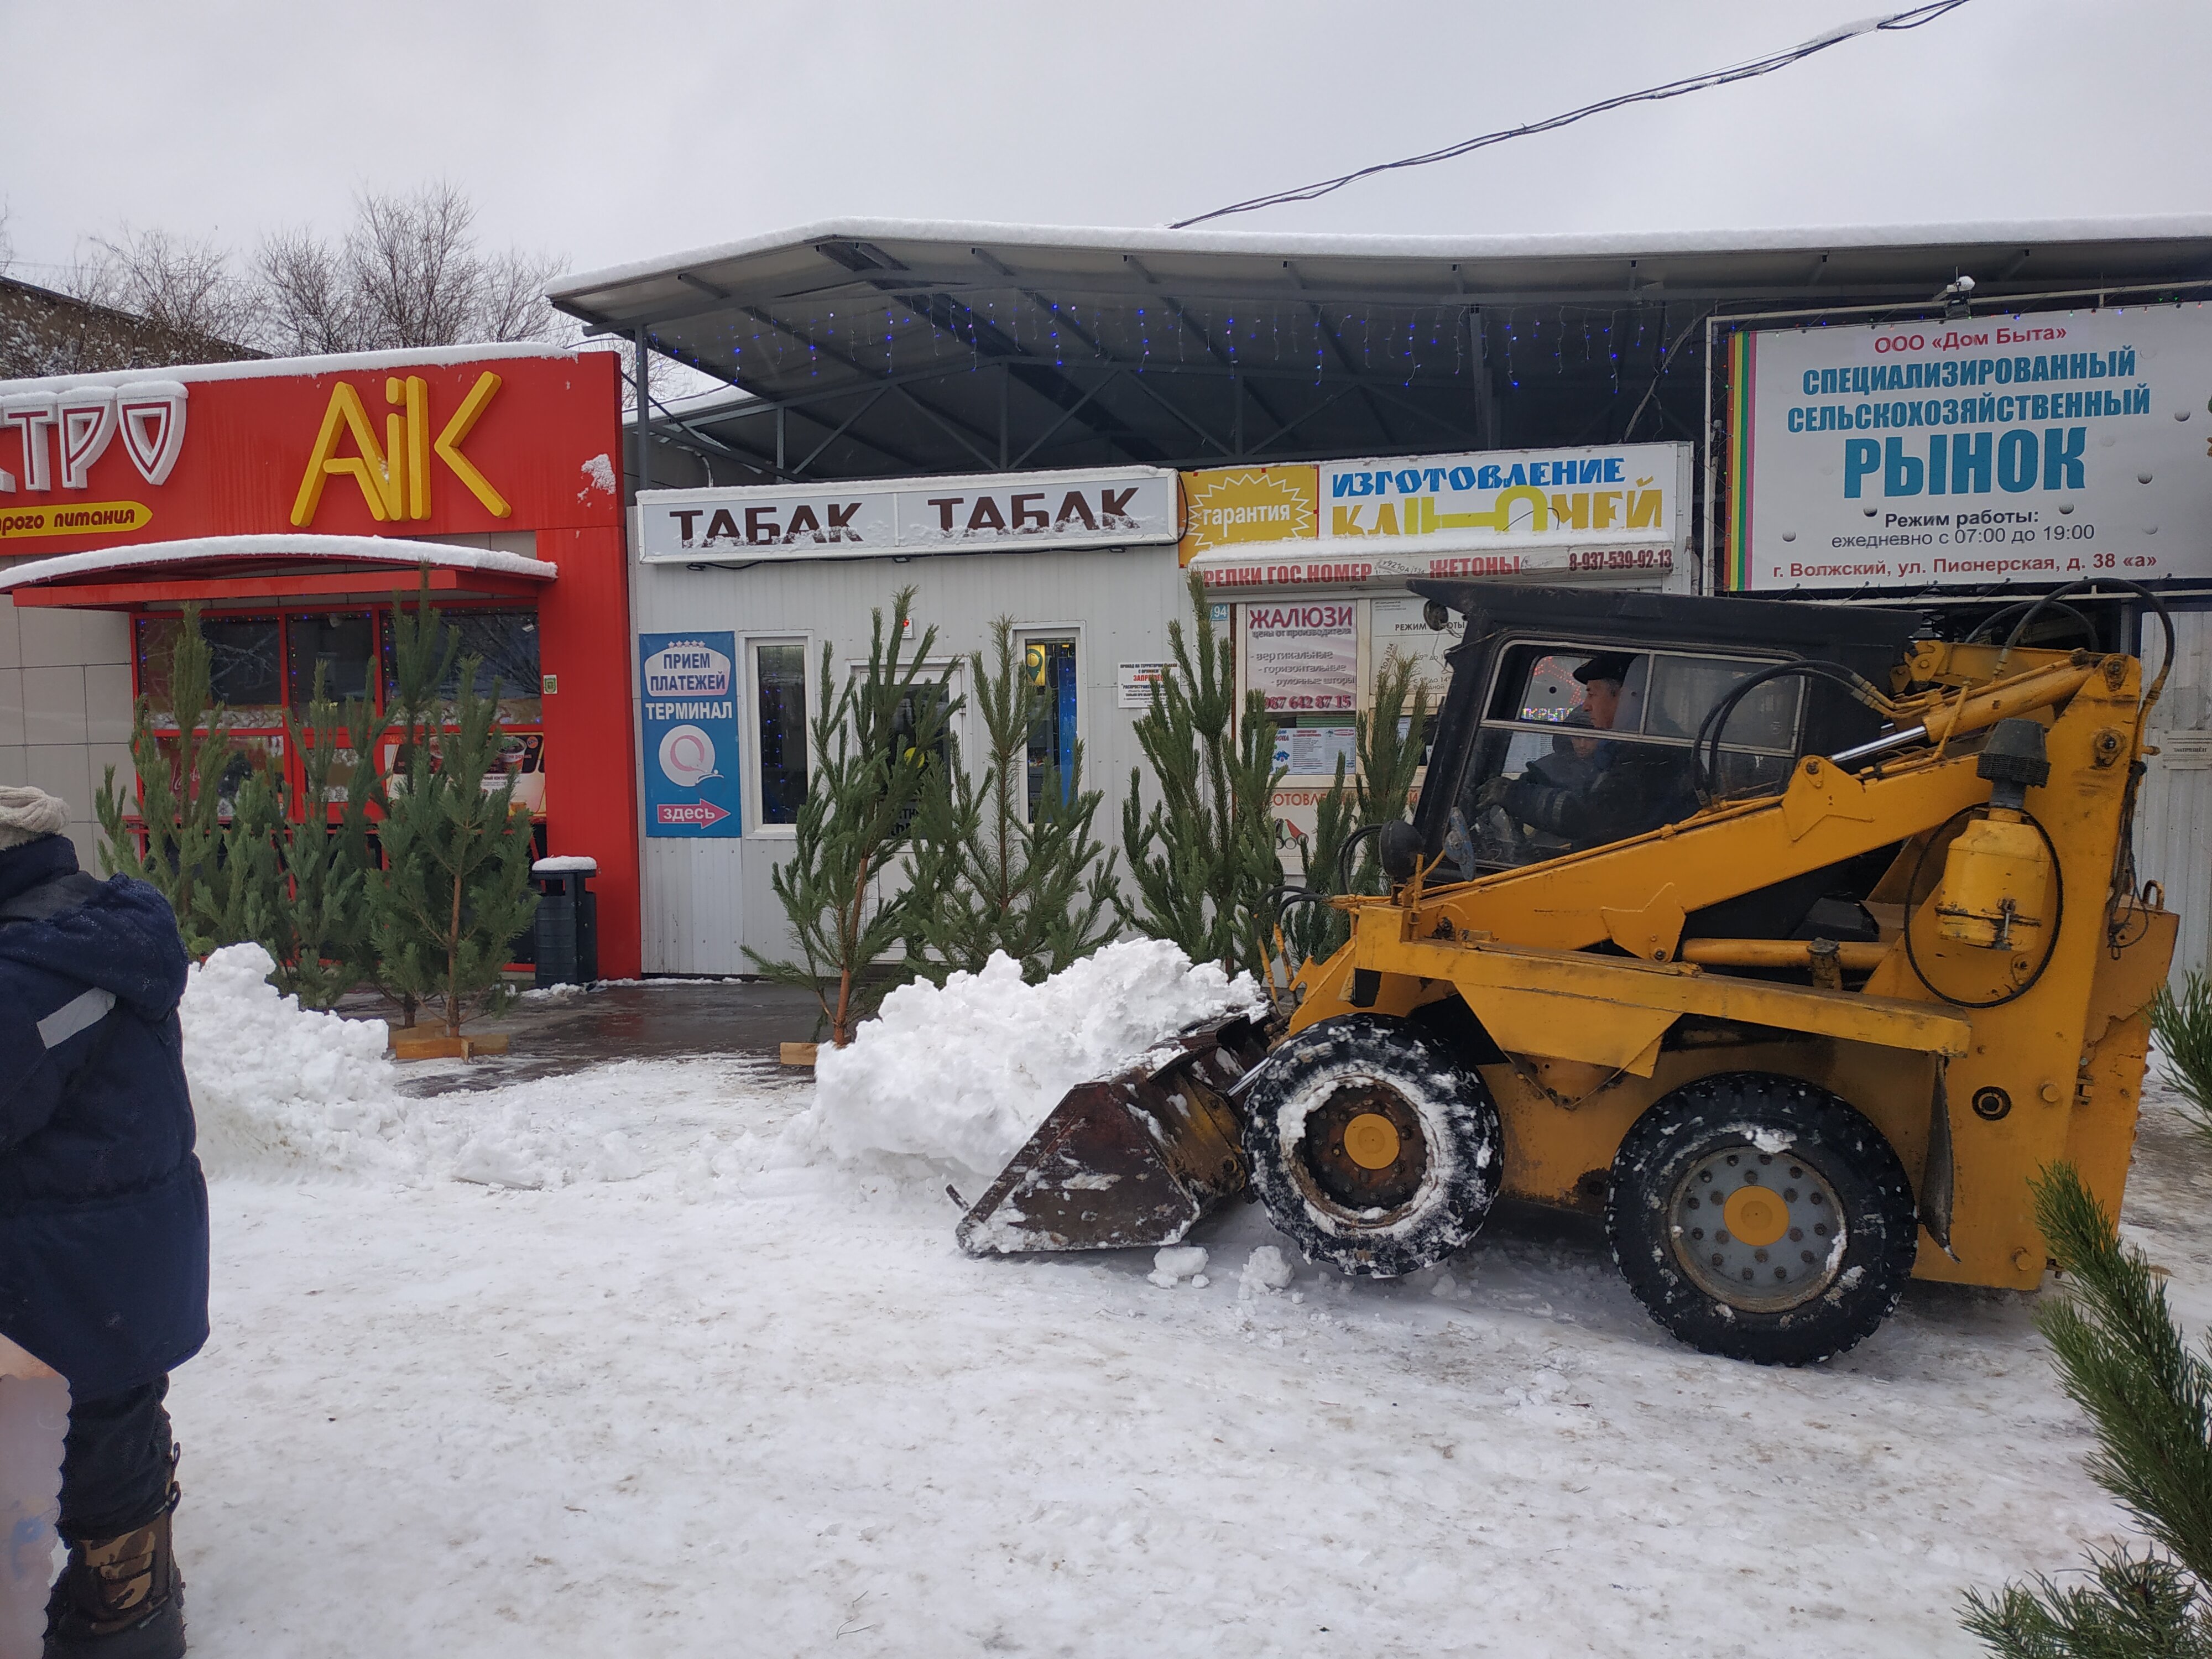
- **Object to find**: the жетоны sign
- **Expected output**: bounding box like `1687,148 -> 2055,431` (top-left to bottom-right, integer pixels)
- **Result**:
1726,302 -> 2212,591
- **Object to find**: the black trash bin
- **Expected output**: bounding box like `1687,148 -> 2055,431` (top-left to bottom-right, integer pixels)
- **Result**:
531,856 -> 599,987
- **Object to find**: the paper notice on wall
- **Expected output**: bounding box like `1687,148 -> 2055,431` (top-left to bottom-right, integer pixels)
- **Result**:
1118,661 -> 1171,709
1368,596 -> 1462,706
1244,600 -> 1356,713
1274,724 -> 1357,778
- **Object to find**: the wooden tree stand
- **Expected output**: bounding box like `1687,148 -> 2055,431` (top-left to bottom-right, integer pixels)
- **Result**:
389,1029 -> 512,1062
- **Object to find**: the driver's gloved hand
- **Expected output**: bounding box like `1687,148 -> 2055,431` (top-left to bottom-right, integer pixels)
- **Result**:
1472,774 -> 1515,815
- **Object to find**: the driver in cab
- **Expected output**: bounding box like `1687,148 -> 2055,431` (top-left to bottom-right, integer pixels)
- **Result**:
1478,652 -> 1697,852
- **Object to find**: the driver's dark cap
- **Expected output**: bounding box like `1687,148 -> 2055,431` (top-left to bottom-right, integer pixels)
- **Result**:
1573,651 -> 1636,687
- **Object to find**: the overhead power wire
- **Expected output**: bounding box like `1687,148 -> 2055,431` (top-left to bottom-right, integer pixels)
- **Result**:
1170,1 -> 1978,229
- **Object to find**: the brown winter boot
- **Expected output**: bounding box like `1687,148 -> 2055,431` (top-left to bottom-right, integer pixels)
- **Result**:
42,1474 -> 185,1659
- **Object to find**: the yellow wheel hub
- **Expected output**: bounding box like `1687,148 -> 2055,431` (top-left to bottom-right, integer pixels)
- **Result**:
1723,1185 -> 1790,1249
1343,1112 -> 1402,1170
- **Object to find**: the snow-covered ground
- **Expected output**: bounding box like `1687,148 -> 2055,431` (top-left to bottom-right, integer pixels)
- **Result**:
159,951 -> 2211,1657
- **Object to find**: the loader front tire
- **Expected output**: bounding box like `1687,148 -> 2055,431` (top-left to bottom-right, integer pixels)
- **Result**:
1244,1014 -> 1502,1279
1606,1072 -> 1918,1365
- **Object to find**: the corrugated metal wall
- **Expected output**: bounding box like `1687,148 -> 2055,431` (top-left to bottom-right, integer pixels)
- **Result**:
628,542 -> 1188,975
2136,603 -> 2212,987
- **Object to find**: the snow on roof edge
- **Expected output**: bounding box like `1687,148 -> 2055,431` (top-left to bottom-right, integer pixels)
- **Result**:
545,213 -> 2212,302
0,341 -> 588,400
0,535 -> 559,593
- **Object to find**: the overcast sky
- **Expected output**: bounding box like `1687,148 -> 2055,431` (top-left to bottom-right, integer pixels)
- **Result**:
3,0 -> 2206,289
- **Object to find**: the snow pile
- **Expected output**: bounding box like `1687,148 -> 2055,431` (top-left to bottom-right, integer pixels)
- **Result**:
796,940 -> 1265,1182
181,945 -> 420,1181
1239,1244 -> 1295,1297
1150,1245 -> 1209,1288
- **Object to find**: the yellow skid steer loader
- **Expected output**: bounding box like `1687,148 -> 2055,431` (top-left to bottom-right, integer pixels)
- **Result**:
957,580 -> 2180,1364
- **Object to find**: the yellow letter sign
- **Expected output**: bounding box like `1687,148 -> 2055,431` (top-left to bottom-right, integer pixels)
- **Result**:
290,371 -> 512,528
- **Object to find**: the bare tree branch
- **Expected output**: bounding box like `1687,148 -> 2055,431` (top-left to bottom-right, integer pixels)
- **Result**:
253,226 -> 360,356
249,181 -> 562,353
67,225 -> 256,345
51,182 -> 566,372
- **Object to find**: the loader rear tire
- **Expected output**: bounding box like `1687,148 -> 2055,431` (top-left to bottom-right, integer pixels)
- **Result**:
1606,1072 -> 1918,1365
1244,1014 -> 1501,1279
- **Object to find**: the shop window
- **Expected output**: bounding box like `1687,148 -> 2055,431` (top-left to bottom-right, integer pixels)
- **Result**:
754,643 -> 808,826
287,612 -> 376,706
1448,641 -> 1802,873
1022,639 -> 1077,818
135,614 -> 284,724
381,608 -> 541,724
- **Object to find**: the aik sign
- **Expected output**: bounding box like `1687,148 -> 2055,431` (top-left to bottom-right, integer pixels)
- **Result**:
0,349 -> 622,550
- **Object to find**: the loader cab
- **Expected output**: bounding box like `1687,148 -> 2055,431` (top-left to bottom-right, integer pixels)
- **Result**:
1455,641 -> 1803,869
1409,583 -> 1925,883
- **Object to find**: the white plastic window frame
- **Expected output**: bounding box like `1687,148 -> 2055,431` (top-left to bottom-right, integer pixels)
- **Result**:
742,633 -> 812,840
841,654 -> 969,781
1013,622 -> 1084,808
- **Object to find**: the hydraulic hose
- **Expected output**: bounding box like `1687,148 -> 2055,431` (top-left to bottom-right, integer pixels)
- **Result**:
1693,660 -> 1892,806
1965,598 -> 2095,649
1901,805 -> 2064,1009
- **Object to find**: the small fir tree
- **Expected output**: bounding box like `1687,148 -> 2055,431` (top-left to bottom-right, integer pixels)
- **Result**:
1282,654 -> 1434,968
745,589 -> 958,1046
371,576 -> 461,1025
1119,570 -> 1284,980
1961,1162 -> 2212,1656
263,664 -> 387,1008
2152,971 -> 2212,1142
903,618 -> 1118,984
369,660 -> 538,1039
190,755 -> 284,957
1282,753 -> 1357,971
96,604 -> 233,955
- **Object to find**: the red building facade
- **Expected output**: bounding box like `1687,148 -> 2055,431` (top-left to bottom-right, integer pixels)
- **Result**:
0,345 -> 643,977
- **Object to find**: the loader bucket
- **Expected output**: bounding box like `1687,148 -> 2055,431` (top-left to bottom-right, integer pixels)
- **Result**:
956,1014 -> 1272,1255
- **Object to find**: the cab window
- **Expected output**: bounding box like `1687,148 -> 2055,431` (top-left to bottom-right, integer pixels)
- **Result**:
1446,641 -> 1801,873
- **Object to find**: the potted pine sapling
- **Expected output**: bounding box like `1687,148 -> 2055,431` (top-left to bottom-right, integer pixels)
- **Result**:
2151,970 -> 2212,1144
902,616 -> 1119,985
1961,1162 -> 2212,1656
1119,569 -> 1284,983
369,656 -> 538,1060
1281,653 -> 1432,972
745,588 -> 958,1050
263,662 -> 387,1009
96,604 -> 234,957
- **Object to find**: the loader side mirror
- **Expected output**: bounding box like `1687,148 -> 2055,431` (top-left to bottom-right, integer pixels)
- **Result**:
1378,820 -> 1423,882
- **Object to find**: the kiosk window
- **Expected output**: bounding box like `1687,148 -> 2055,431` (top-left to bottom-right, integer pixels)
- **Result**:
382,609 -> 541,724
136,614 -> 283,723
755,643 -> 808,826
288,612 -> 375,706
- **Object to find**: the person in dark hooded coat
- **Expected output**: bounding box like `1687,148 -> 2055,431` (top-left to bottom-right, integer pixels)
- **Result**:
0,785 -> 205,1659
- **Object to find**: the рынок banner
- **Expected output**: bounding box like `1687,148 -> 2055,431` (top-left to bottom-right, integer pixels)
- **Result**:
1726,302 -> 2212,591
